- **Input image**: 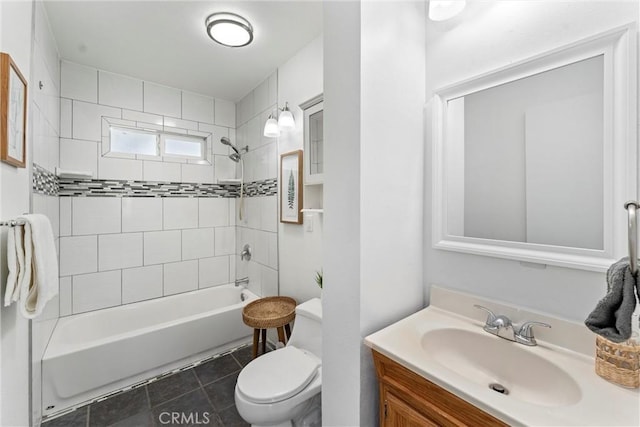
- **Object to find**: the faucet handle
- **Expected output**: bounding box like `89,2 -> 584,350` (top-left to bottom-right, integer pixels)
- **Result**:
473,305 -> 497,324
517,321 -> 551,338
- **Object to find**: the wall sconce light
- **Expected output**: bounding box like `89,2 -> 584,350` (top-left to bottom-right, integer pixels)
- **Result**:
428,0 -> 466,21
263,102 -> 296,137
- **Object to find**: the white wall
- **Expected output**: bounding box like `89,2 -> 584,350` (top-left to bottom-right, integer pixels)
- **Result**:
277,35 -> 323,304
323,1 -> 425,425
425,2 -> 639,320
0,1 -> 34,425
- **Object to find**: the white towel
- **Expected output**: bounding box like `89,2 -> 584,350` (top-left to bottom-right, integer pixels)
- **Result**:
4,214 -> 59,318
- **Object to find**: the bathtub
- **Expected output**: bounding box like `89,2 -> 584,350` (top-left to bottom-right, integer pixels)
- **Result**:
42,285 -> 258,416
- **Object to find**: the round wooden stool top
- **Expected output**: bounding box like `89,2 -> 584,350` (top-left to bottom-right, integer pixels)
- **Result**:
242,296 -> 297,329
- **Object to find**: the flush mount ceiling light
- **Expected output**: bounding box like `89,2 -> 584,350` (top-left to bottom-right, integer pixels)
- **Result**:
205,12 -> 253,48
429,0 -> 466,21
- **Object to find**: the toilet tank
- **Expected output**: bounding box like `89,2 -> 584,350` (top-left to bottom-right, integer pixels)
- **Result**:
287,298 -> 322,358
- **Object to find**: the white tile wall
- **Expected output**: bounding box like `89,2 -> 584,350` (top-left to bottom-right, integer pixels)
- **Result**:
182,228 -> 215,260
72,271 -> 121,313
122,265 -> 163,304
144,82 -> 181,117
99,71 -> 143,111
59,277 -> 72,316
72,197 -> 121,235
60,98 -> 72,138
143,160 -> 181,182
182,92 -> 214,124
199,256 -> 230,288
144,230 -> 182,265
98,233 -> 143,271
98,156 -> 143,180
60,138 -> 98,177
164,260 -> 198,295
215,227 -> 236,256
59,198 -> 72,237
61,61 -> 97,103
72,100 -> 121,141
262,266 -> 279,296
122,198 -> 163,232
215,98 -> 236,128
164,198 -> 198,230
60,235 -> 97,276
122,109 -> 163,125
181,164 -> 214,184
198,198 -> 229,228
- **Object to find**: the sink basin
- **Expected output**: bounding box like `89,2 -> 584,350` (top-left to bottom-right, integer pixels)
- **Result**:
421,328 -> 581,407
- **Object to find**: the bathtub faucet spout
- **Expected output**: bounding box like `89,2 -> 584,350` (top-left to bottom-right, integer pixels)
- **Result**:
235,277 -> 249,288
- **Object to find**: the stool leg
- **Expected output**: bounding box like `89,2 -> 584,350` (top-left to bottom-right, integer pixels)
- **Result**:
277,326 -> 285,345
252,329 -> 259,359
285,323 -> 292,339
261,329 -> 267,355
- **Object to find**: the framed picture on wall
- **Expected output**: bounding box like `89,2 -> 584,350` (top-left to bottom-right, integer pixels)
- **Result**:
280,150 -> 303,224
0,53 -> 27,168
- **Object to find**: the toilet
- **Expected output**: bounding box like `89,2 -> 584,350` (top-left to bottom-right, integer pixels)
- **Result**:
235,298 -> 322,427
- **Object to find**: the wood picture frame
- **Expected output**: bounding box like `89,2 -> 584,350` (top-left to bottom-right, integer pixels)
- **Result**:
1,53 -> 27,168
280,150 -> 303,224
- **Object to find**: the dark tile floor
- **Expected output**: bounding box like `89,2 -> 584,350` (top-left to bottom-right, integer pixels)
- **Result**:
42,345 -> 261,427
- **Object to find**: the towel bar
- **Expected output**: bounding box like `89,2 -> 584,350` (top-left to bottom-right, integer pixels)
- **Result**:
624,201 -> 639,275
0,219 -> 25,227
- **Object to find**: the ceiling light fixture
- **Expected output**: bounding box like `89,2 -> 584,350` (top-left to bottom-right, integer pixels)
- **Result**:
428,0 -> 466,21
205,12 -> 254,48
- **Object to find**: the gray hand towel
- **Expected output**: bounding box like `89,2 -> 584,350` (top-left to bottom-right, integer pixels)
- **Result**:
585,257 -> 640,343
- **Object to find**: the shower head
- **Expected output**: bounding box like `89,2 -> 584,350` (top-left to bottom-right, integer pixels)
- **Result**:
229,152 -> 242,163
220,136 -> 240,154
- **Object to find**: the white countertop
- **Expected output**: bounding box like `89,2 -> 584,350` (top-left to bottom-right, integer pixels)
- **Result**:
364,287 -> 640,426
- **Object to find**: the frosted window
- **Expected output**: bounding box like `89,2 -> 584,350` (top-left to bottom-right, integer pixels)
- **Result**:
110,127 -> 158,156
163,136 -> 204,158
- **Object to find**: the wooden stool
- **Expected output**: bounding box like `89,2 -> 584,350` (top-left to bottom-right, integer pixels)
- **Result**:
242,296 -> 296,359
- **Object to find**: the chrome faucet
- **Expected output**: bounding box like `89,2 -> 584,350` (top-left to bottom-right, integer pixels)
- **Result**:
240,244 -> 252,261
235,276 -> 249,288
474,305 -> 551,346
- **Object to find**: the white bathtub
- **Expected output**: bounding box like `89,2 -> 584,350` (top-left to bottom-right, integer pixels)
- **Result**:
42,285 -> 258,416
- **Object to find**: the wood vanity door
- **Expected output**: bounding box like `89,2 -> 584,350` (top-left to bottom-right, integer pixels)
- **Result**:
383,389 -> 438,427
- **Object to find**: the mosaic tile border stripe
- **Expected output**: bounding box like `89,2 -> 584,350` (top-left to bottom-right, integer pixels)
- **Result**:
58,178 -> 278,198
33,164 -> 59,196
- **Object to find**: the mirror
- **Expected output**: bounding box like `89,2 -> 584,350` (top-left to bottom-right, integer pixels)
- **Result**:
432,25 -> 636,271
301,94 -> 324,184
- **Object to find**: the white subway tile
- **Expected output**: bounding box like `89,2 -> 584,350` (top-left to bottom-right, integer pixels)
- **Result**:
262,266 -> 278,297
247,260 -> 262,296
229,255 -> 236,281
59,277 -> 72,316
267,232 -> 278,269
144,82 -> 181,118
72,197 -> 121,235
60,197 -> 72,237
122,265 -> 163,304
72,270 -> 121,313
99,233 -> 143,271
47,196 -> 60,239
198,256 -> 229,288
246,116 -> 261,151
164,117 -> 198,131
260,196 -> 278,232
198,198 -> 229,228
214,155 -> 237,182
181,164 -> 214,184
72,100 -> 121,141
215,226 -> 236,256
164,260 -> 198,295
235,254 -> 247,280
182,228 -> 215,260
98,156 -> 142,180
61,61 -> 97,103
268,72 -> 278,106
182,92 -> 214,124
59,236 -> 97,276
122,109 -> 163,125
98,71 -> 143,111
199,123 -> 229,155
60,138 -> 98,178
253,80 -> 269,115
163,198 -> 198,230
143,161 -> 181,182
253,230 -> 268,265
60,98 -> 72,138
215,98 -> 236,128
143,230 -> 181,265
122,198 -> 163,232
229,199 -> 236,227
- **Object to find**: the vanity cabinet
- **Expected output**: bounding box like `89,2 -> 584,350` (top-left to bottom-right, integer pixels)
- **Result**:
372,350 -> 507,427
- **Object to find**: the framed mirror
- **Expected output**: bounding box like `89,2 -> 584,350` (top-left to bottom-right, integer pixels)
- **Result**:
431,25 -> 637,271
301,94 -> 323,185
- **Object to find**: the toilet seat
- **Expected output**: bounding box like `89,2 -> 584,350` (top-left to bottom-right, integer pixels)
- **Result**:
236,346 -> 321,404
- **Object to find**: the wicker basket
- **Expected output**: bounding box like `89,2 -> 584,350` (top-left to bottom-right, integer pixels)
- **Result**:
595,335 -> 640,388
